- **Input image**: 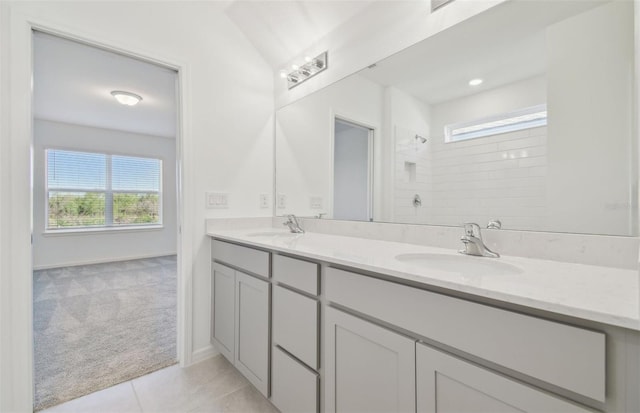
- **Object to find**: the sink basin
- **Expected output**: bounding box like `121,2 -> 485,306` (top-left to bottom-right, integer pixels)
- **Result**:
246,231 -> 301,238
395,253 -> 522,276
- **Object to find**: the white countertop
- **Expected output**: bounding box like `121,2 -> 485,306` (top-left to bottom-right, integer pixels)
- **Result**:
207,227 -> 640,331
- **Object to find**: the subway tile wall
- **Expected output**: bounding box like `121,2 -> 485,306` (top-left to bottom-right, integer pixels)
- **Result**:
394,124 -> 547,230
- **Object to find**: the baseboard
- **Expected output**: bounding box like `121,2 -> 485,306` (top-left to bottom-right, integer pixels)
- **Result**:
191,344 -> 219,365
33,251 -> 177,270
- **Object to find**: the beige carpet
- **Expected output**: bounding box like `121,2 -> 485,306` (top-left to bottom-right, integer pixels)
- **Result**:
33,255 -> 177,411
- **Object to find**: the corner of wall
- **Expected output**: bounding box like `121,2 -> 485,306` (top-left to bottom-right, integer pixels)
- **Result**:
191,344 -> 219,366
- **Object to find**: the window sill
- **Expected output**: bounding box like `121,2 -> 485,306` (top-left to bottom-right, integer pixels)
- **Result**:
43,225 -> 164,237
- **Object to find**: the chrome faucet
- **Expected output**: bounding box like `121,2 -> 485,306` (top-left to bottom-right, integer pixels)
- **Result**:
283,214 -> 305,233
459,223 -> 499,258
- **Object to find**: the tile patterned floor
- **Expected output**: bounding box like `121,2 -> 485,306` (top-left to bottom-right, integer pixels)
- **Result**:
40,355 -> 280,413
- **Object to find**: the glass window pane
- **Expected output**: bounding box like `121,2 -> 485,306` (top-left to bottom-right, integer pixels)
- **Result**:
47,150 -> 106,190
47,191 -> 105,228
113,193 -> 160,225
112,156 -> 161,191
445,104 -> 547,143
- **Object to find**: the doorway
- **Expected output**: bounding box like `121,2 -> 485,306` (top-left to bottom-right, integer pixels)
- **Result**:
32,31 -> 180,411
333,118 -> 374,221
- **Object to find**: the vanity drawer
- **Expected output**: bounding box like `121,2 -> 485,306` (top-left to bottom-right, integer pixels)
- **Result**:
211,239 -> 269,278
325,267 -> 606,402
273,254 -> 319,296
273,285 -> 319,369
271,345 -> 319,413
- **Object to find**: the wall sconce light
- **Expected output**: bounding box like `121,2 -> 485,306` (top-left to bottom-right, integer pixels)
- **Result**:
282,51 -> 328,90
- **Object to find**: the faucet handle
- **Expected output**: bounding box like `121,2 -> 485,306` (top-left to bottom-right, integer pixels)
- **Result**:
462,222 -> 481,237
487,219 -> 502,230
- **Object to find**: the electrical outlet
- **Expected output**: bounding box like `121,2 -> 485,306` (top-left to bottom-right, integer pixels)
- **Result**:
277,193 -> 287,209
206,192 -> 228,209
259,193 -> 270,209
310,196 -> 323,209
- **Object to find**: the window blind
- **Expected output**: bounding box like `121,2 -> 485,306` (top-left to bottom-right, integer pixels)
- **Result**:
46,149 -> 162,229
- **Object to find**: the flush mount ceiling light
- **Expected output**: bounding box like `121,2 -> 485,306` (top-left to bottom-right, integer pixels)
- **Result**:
110,90 -> 142,106
468,78 -> 483,86
282,51 -> 328,90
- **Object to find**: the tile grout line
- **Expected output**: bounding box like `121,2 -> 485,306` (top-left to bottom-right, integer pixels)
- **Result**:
130,380 -> 145,413
187,382 -> 253,413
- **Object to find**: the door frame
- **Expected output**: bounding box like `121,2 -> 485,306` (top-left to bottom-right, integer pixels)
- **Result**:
1,11 -> 194,411
331,115 -> 376,222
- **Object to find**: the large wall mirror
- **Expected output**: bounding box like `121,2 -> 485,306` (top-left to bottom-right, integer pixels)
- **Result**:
275,0 -> 637,236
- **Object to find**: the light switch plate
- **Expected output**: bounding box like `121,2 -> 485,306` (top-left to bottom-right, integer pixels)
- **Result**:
310,196 -> 323,209
259,193 -> 270,209
277,193 -> 286,209
206,192 -> 228,209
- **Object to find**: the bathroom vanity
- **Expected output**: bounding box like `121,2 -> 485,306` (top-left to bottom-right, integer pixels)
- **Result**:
209,1 -> 640,411
208,228 -> 640,413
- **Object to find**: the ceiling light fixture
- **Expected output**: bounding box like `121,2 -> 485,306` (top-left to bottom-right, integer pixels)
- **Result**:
110,90 -> 142,106
282,51 -> 328,90
468,78 -> 483,86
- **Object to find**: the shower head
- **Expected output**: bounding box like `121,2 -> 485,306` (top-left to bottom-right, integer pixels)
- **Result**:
415,135 -> 427,144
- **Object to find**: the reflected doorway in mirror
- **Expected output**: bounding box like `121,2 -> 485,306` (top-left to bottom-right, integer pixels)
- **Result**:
333,118 -> 374,222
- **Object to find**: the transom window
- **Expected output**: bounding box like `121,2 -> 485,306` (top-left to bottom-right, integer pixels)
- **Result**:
46,149 -> 162,230
445,104 -> 547,143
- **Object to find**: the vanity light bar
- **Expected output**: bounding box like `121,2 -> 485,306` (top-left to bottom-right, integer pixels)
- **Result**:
285,51 -> 328,90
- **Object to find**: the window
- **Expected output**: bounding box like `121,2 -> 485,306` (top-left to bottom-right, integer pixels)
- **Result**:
445,104 -> 547,143
46,149 -> 162,230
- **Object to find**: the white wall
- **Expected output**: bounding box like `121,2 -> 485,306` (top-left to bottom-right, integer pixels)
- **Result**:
1,2 -> 273,410
276,73 -> 383,218
32,120 -> 177,269
546,1 -> 635,235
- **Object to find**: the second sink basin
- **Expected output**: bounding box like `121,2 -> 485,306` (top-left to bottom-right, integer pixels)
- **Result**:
395,253 -> 522,276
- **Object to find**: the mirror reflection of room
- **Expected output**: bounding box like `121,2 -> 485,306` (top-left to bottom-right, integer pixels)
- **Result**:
275,0 -> 636,236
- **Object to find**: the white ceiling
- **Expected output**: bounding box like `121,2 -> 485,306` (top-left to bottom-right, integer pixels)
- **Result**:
33,31 -> 177,138
358,0 -> 604,105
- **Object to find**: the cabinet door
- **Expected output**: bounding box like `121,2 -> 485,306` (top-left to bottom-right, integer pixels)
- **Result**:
235,271 -> 270,397
416,342 -> 592,413
325,307 -> 415,413
211,263 -> 235,363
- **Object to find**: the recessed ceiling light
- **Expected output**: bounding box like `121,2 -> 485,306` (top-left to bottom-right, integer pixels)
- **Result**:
110,90 -> 142,106
468,78 -> 483,86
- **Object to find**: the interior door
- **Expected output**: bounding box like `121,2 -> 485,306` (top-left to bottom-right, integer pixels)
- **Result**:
333,118 -> 373,221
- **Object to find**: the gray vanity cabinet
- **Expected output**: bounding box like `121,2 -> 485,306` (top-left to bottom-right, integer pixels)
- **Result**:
324,306 -> 416,413
416,343 -> 591,413
271,255 -> 320,413
210,262 -> 236,362
210,241 -> 270,398
271,346 -> 319,413
234,271 -> 269,397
